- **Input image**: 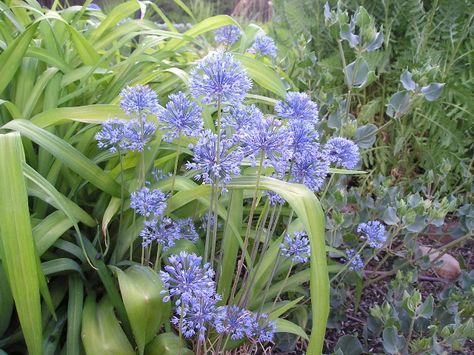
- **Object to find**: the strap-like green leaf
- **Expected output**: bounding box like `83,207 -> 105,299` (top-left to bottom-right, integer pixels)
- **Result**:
0,132 -> 42,355
3,119 -> 121,197
0,23 -> 39,94
228,176 -> 328,354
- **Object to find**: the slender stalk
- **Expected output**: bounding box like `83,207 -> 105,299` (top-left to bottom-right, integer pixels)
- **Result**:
170,137 -> 181,196
206,97 -> 222,267
204,185 -> 216,264
153,245 -> 162,272
271,262 -> 294,310
230,152 -> 265,305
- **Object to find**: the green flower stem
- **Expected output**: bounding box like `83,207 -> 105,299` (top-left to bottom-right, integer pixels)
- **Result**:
271,261 -> 294,310
204,184 -> 216,264
209,183 -> 220,269
170,136 -> 181,197
239,200 -> 271,307
230,151 -> 265,305
153,244 -> 162,272
206,97 -> 222,266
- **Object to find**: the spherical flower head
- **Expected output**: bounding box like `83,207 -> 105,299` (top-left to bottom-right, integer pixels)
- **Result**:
248,35 -> 277,58
346,249 -> 364,271
119,85 -> 160,118
325,137 -> 360,170
186,130 -> 244,190
214,305 -> 254,340
247,313 -> 276,343
121,119 -> 156,152
280,231 -> 311,264
140,217 -> 198,250
265,190 -> 286,206
158,91 -> 203,142
130,186 -> 167,219
357,220 -> 386,249
87,3 -> 100,10
237,116 -> 292,172
214,25 -> 242,45
189,50 -> 252,106
173,294 -> 220,341
160,252 -> 216,305
275,92 -> 319,125
286,122 -> 320,156
289,147 -> 329,192
221,104 -> 263,136
95,118 -> 128,153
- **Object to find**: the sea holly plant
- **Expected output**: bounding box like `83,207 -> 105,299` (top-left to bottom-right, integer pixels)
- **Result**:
386,69 -> 445,119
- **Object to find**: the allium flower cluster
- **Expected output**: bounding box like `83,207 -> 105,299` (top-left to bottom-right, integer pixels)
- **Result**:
357,220 -> 386,249
130,186 -> 167,219
248,35 -> 278,58
280,231 -> 311,264
290,149 -> 329,192
214,306 -> 276,343
186,130 -> 244,189
325,137 -> 360,170
346,249 -> 364,271
275,92 -> 319,126
247,313 -> 277,343
140,217 -> 198,249
221,104 -> 263,134
160,252 -> 216,305
173,294 -> 220,341
237,117 -> 292,172
286,122 -> 320,156
214,25 -> 242,45
189,50 -> 252,106
158,91 -> 203,142
119,85 -> 160,118
95,118 -> 156,153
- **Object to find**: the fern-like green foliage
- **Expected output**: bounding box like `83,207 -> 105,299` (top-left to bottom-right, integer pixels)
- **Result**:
270,0 -> 473,193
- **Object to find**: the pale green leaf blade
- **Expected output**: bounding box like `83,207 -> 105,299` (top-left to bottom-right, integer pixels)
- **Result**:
3,119 -> 121,197
0,132 -> 42,355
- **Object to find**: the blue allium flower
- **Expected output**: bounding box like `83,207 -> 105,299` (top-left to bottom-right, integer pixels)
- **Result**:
346,249 -> 364,271
357,220 -> 386,249
120,85 -> 160,118
237,117 -> 292,172
247,313 -> 276,343
151,168 -> 172,182
140,217 -> 198,249
290,149 -> 329,192
130,186 -> 167,219
173,294 -> 220,341
248,35 -> 278,58
95,119 -> 128,153
214,25 -> 242,45
325,137 -> 360,170
158,91 -> 203,142
121,119 -> 156,152
189,50 -> 252,106
87,3 -> 100,10
286,122 -> 320,156
160,252 -> 216,304
221,105 -> 262,134
280,231 -> 311,264
275,92 -> 319,125
266,190 -> 286,206
214,305 -> 254,340
186,130 -> 244,189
